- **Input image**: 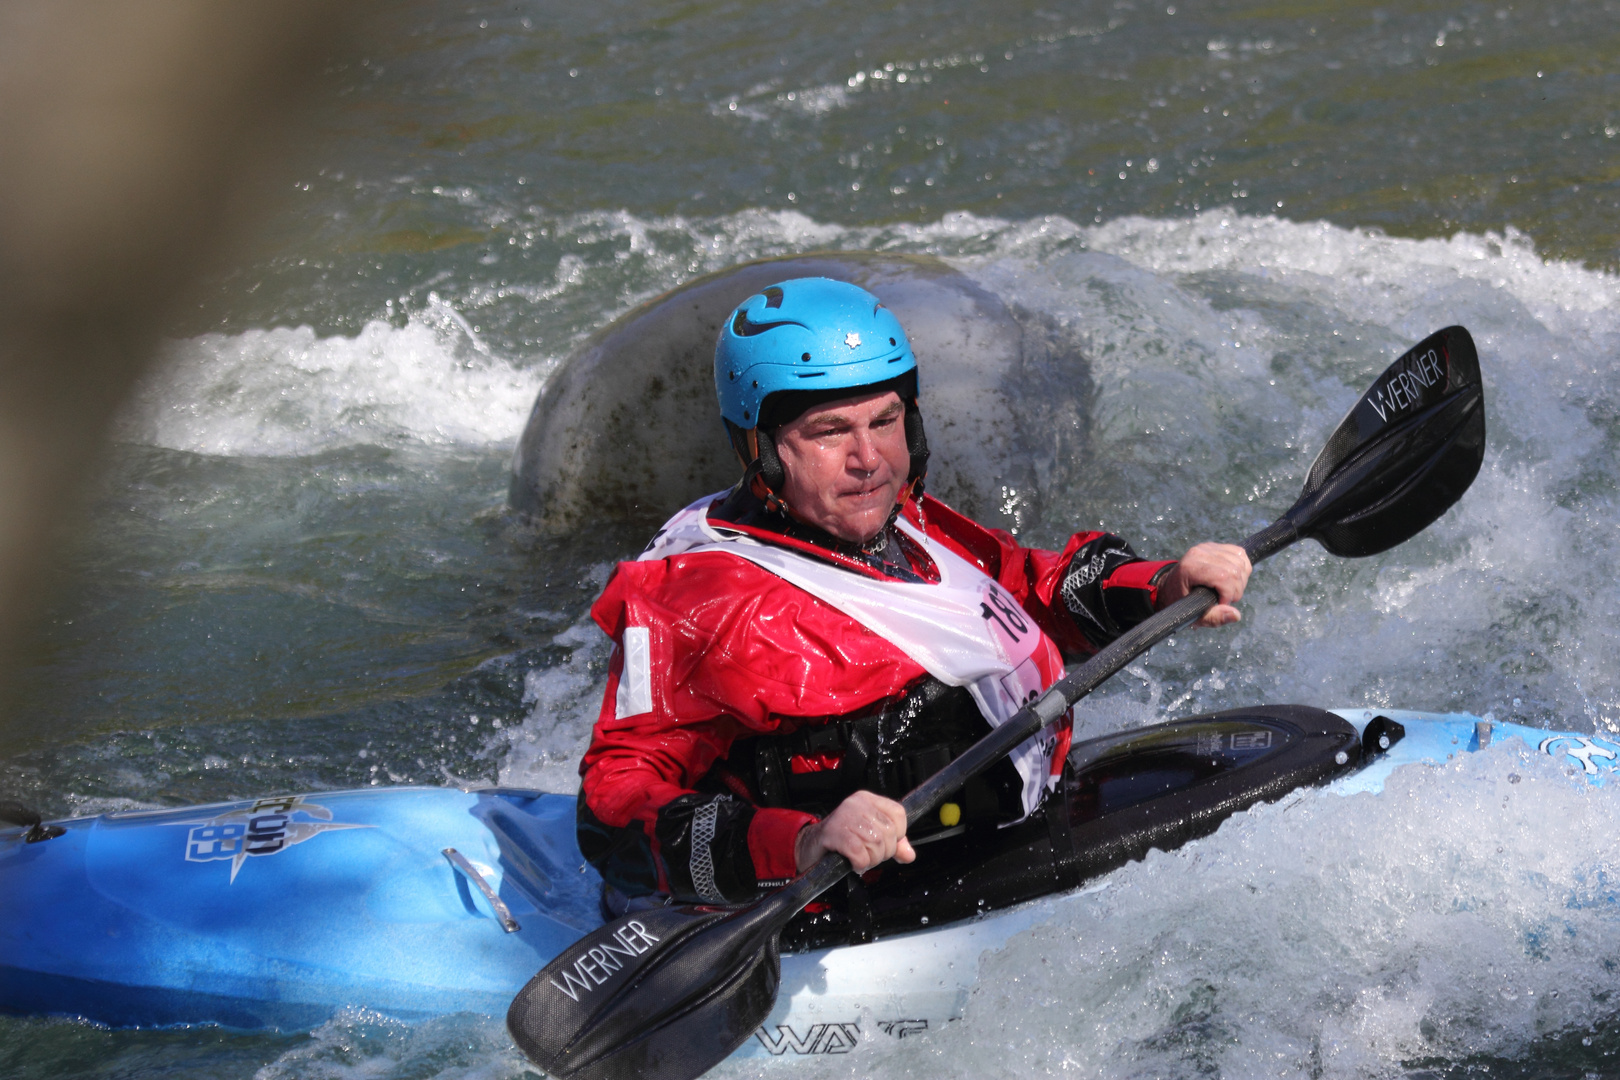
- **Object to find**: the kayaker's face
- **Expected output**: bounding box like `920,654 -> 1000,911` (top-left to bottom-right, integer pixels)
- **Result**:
773,389 -> 910,543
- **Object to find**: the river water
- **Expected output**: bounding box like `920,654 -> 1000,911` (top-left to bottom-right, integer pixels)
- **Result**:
4,1 -> 1620,1077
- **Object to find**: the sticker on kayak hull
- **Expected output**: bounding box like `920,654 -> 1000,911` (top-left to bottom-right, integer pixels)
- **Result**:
754,1022 -> 860,1055
752,1018 -> 932,1054
1539,735 -> 1620,775
177,796 -> 372,883
1196,729 -> 1273,756
1231,729 -> 1273,750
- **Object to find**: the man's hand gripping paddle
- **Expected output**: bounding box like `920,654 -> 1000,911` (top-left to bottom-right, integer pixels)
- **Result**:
507,326 -> 1486,1080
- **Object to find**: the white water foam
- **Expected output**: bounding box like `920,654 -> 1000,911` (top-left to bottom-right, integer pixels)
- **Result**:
120,299 -> 544,457
497,599 -> 614,794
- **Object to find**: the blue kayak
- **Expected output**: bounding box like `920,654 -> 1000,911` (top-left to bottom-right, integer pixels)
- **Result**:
2,707 -> 1615,1061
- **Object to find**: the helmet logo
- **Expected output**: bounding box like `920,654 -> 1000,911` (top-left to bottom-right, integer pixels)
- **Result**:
733,309 -> 802,338
845,332 -> 861,349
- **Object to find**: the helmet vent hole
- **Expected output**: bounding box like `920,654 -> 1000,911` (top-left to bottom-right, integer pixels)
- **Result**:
801,352 -> 811,362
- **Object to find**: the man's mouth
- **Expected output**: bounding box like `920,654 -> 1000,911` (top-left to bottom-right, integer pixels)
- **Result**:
842,484 -> 887,502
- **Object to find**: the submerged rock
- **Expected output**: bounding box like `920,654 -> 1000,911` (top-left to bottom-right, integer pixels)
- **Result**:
509,252 -> 1091,535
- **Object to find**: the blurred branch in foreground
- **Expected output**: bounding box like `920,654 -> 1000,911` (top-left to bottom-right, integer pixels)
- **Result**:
0,1 -> 377,696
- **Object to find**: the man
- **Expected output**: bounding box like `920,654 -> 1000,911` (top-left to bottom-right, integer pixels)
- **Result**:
577,277 -> 1250,917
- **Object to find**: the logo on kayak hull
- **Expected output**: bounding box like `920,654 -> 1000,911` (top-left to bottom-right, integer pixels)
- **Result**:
179,796 -> 372,883
752,1018 -> 931,1054
755,1022 -> 860,1055
1539,735 -> 1620,775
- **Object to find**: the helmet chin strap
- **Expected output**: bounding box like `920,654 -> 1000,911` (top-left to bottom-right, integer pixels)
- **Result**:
902,396 -> 929,497
753,427 -> 788,493
742,429 -> 790,514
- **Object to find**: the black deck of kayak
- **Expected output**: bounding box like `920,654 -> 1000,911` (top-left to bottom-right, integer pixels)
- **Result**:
780,704 -> 1360,951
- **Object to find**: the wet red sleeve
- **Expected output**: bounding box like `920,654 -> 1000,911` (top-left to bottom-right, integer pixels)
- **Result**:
747,809 -> 815,883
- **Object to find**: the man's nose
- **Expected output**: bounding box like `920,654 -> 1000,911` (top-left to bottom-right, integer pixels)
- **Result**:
849,429 -> 882,470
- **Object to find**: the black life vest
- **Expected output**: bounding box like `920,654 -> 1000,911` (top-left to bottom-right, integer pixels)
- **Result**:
709,676 -> 1030,833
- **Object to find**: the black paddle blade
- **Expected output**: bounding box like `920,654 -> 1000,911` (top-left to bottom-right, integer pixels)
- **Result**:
1289,325 -> 1485,557
507,901 -> 782,1080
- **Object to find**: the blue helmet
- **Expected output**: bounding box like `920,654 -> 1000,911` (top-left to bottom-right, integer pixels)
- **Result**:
713,277 -> 928,500
714,277 -> 917,429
